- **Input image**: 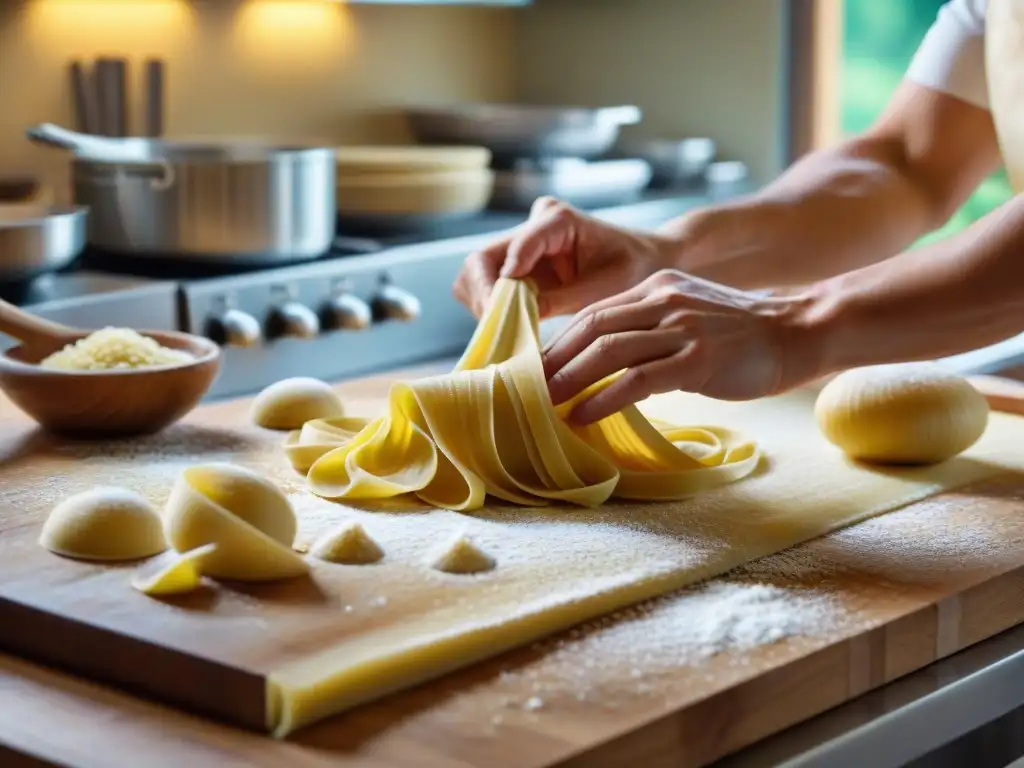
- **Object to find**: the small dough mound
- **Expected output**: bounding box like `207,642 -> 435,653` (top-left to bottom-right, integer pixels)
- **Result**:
815,363 -> 990,465
311,523 -> 384,565
251,377 -> 345,430
40,487 -> 166,561
163,462 -> 309,581
431,534 -> 495,575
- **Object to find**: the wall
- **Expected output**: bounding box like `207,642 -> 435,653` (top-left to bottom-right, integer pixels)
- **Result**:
1,0 -> 790,200
516,0 -> 789,183
0,0 -> 519,200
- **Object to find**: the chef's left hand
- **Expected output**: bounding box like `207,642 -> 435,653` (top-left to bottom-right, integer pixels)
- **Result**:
542,269 -> 823,424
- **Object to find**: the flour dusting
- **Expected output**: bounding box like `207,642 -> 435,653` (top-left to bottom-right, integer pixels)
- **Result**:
7,426 -> 298,514
735,497 -> 1023,584
484,579 -> 845,716
444,495 -> 1022,727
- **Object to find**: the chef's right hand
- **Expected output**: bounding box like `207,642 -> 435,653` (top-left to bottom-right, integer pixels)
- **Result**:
453,197 -> 677,319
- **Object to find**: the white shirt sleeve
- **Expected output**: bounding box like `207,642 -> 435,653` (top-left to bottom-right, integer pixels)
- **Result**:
905,0 -> 989,109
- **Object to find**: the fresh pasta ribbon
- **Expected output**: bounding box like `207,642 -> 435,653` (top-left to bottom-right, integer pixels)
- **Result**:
284,278 -> 760,510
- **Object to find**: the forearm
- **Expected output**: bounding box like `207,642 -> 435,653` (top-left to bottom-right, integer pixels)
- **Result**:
805,195 -> 1024,375
656,138 -> 943,290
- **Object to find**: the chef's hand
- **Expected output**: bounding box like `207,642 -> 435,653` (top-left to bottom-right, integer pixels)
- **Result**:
453,197 -> 675,318
542,269 -> 821,424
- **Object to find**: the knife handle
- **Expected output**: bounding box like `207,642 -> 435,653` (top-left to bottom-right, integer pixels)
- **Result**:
109,58 -> 128,138
68,61 -> 100,135
144,59 -> 165,138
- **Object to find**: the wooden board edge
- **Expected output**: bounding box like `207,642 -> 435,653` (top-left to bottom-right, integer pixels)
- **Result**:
0,593 -> 268,733
553,562 -> 1024,768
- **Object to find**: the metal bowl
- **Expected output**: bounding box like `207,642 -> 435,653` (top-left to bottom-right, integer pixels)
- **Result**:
489,158 -> 653,211
0,204 -> 88,283
615,138 -> 717,188
706,161 -> 751,198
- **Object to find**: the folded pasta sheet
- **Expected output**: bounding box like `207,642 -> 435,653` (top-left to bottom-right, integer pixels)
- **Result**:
285,277 -> 760,510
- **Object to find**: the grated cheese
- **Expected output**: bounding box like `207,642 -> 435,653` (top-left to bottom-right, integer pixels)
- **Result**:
39,327 -> 193,372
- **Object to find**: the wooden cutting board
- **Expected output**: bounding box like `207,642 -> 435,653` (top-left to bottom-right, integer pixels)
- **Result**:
3,370 -> 1024,768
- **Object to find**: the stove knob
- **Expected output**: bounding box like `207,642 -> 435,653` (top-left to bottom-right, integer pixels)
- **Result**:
321,291 -> 372,331
371,282 -> 421,323
266,301 -> 320,340
205,308 -> 262,348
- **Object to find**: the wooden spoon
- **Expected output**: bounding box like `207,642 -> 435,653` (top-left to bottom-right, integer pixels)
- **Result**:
0,300 -> 220,438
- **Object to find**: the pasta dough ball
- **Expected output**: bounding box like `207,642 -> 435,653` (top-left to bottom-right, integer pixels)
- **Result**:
163,462 -> 308,581
815,363 -> 989,465
250,377 -> 344,430
40,487 -> 167,561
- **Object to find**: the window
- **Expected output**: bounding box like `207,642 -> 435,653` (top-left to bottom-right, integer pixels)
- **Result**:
841,0 -> 1012,245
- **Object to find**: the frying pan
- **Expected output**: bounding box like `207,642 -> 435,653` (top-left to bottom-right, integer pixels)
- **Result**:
0,203 -> 88,284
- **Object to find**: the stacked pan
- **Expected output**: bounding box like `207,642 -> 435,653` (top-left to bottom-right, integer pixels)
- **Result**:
404,104 -> 653,211
405,104 -> 748,210
333,145 -> 494,236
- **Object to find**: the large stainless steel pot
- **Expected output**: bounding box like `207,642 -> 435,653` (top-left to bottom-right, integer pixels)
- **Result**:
0,204 -> 88,282
405,104 -> 642,164
27,124 -> 336,265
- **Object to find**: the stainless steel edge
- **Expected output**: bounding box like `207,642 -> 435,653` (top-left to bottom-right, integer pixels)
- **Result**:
939,334 -> 1024,377
718,622 -> 1024,767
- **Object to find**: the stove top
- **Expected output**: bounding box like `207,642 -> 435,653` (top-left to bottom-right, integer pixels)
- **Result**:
1,210 -> 530,309
0,271 -> 167,307
8,190 -> 707,301
5,190 -> 732,401
72,211 -> 531,282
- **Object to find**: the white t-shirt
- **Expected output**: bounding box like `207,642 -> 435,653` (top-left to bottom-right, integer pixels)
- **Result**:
905,0 -> 989,109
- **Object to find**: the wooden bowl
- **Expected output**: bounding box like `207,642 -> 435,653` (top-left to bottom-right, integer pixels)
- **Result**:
0,330 -> 221,438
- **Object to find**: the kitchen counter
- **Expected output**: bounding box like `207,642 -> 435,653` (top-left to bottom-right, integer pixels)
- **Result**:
5,359 -> 1024,767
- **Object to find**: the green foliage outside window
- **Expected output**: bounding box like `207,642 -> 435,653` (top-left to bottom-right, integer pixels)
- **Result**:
842,0 -> 1012,246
